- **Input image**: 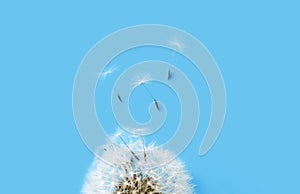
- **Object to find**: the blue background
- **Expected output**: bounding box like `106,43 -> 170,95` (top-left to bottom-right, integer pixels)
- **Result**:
1,1 -> 299,193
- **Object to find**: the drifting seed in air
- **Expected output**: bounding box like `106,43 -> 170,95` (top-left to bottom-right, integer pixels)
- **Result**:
154,99 -> 160,111
117,93 -> 123,102
168,67 -> 172,80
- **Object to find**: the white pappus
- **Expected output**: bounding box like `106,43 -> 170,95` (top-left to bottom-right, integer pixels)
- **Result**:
82,134 -> 195,194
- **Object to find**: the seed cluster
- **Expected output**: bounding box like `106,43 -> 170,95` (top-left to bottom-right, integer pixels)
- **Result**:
114,172 -> 162,194
82,139 -> 194,194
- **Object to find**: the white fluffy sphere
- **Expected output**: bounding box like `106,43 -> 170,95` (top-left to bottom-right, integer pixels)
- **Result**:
82,138 -> 194,194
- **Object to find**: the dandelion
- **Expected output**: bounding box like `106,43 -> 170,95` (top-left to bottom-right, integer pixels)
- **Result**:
82,134 -> 194,194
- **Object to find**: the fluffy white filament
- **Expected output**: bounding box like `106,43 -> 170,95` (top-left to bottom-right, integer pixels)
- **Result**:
82,138 -> 194,194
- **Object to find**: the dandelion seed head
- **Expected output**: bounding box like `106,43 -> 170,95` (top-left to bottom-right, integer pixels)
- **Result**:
82,134 -> 195,194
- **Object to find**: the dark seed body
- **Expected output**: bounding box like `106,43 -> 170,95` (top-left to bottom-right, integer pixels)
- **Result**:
114,173 -> 162,194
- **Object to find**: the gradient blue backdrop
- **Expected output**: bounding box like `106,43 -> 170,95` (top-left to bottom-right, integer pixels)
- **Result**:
1,1 -> 299,193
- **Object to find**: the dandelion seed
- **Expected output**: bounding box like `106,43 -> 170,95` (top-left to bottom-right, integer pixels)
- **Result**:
168,67 -> 172,80
168,35 -> 185,52
133,74 -> 161,112
98,66 -> 119,80
117,93 -> 123,103
132,73 -> 160,104
104,66 -> 118,76
141,84 -> 160,111
154,99 -> 160,111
